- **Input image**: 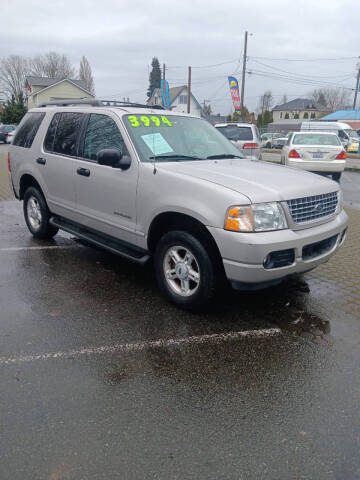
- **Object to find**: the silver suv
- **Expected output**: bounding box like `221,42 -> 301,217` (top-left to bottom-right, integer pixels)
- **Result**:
8,100 -> 348,309
214,122 -> 261,159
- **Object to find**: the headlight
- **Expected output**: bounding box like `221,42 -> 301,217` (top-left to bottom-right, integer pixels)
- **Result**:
225,202 -> 288,232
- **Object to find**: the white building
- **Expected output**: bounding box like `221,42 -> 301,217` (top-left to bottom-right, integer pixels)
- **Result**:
148,85 -> 204,117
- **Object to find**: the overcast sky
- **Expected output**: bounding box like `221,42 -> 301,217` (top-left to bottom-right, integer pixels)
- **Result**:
1,0 -> 359,113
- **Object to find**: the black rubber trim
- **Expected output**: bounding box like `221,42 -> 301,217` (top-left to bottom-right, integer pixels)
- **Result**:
50,216 -> 150,265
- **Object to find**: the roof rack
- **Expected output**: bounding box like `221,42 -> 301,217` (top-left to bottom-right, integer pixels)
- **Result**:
37,98 -> 164,109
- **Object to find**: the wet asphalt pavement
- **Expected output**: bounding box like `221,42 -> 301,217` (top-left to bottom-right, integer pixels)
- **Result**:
1,144 -> 360,479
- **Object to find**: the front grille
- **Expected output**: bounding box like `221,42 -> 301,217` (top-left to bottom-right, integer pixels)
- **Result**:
287,192 -> 338,224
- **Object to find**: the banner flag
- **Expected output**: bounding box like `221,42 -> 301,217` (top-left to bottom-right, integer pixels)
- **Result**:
228,76 -> 241,113
161,79 -> 171,110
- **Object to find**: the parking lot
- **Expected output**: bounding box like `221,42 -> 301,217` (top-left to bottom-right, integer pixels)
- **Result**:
1,143 -> 360,479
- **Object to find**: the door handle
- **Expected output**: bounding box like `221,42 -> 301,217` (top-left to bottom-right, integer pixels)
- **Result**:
36,157 -> 46,165
77,167 -> 90,177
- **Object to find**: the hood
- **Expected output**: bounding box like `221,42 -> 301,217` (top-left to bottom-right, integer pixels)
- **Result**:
158,159 -> 338,203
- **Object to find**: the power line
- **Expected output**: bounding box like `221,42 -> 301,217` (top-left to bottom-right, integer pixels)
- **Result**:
249,58 -> 355,79
166,58 -> 240,70
250,55 -> 359,62
248,69 -> 354,90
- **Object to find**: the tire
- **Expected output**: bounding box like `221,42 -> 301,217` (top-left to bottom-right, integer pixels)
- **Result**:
332,172 -> 342,182
154,230 -> 219,310
23,186 -> 59,239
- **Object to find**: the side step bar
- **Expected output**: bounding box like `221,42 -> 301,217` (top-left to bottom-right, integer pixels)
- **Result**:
50,216 -> 150,265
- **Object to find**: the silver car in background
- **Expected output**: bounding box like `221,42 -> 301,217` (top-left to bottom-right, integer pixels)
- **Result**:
214,122 -> 261,159
281,131 -> 346,182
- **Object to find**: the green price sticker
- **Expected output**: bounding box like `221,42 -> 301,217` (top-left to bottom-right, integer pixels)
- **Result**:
127,115 -> 173,127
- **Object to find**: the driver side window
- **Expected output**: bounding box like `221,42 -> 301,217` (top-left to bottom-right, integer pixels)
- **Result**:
83,114 -> 128,161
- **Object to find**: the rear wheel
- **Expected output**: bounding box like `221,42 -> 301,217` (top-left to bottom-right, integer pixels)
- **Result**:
154,231 -> 219,310
23,186 -> 58,239
332,172 -> 342,182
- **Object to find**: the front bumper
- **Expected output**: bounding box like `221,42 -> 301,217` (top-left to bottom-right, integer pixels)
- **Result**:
287,158 -> 346,172
207,209 -> 348,285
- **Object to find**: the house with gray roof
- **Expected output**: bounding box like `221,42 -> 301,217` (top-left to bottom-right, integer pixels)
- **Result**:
272,98 -> 329,123
147,85 -> 204,117
26,76 -> 94,109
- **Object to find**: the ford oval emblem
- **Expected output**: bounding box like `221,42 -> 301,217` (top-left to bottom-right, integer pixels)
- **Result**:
314,203 -> 324,212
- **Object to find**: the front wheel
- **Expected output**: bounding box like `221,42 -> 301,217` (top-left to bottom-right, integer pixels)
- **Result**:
23,186 -> 59,239
154,231 -> 218,310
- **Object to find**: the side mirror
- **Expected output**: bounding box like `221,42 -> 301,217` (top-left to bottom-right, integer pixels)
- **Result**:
97,149 -> 131,170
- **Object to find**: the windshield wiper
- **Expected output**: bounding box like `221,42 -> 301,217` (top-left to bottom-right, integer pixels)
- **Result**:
149,154 -> 203,161
206,153 -> 244,159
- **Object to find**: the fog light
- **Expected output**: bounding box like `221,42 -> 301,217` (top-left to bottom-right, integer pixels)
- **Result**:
263,249 -> 295,269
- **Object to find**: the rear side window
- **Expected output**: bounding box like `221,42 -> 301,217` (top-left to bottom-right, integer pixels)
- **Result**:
13,113 -> 45,148
217,126 -> 253,141
47,112 -> 84,156
83,114 -> 128,160
44,113 -> 61,152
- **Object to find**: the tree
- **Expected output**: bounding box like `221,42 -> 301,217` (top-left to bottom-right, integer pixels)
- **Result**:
147,57 -> 161,98
232,111 -> 240,122
310,87 -> 351,111
226,114 -> 232,121
79,56 -> 95,94
29,52 -> 75,78
203,103 -> 212,116
258,90 -> 273,114
0,55 -> 28,101
311,112 -> 316,119
303,112 -> 309,119
257,110 -> 273,128
0,93 -> 27,124
294,113 -> 299,119
284,112 -> 290,119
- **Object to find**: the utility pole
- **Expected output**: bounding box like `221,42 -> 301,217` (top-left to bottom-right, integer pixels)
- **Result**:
353,64 -> 360,109
187,66 -> 191,114
162,63 -> 166,80
240,31 -> 248,115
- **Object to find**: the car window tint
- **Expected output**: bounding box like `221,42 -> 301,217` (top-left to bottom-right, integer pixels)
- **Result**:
12,113 -> 45,148
217,126 -> 253,141
53,112 -> 83,156
44,113 -> 61,152
293,134 -> 340,146
83,114 -> 128,161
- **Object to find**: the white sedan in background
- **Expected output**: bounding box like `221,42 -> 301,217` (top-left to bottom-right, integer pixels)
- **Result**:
281,131 -> 346,182
5,129 -> 16,144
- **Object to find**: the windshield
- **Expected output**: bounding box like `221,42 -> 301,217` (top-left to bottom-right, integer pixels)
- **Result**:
293,134 -> 341,146
123,114 -> 245,162
216,125 -> 253,141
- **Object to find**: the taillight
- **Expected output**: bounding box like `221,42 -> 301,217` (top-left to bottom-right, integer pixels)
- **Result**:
336,150 -> 346,160
289,149 -> 300,158
7,152 -> 11,172
242,143 -> 259,149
